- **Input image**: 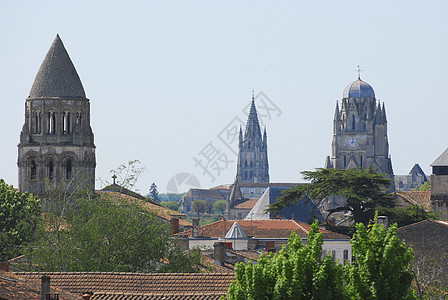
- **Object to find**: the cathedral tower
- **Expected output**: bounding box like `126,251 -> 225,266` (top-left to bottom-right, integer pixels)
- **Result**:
18,35 -> 96,194
236,95 -> 269,183
327,75 -> 393,179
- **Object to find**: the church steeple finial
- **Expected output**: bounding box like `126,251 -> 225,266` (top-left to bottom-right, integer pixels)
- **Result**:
356,66 -> 363,80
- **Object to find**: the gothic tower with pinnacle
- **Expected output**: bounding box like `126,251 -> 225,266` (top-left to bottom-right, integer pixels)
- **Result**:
18,35 -> 96,194
236,95 -> 269,183
326,74 -> 394,180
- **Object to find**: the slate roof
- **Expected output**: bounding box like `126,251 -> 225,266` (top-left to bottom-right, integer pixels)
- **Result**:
245,187 -> 323,223
409,163 -> 427,177
431,148 -> 448,167
14,273 -> 234,297
29,34 -> 86,99
98,191 -> 191,228
0,271 -> 79,300
178,219 -> 349,240
394,191 -> 431,210
183,189 -> 226,201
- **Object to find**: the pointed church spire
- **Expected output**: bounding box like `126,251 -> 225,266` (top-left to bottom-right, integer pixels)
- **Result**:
262,126 -> 267,149
382,102 -> 387,123
375,102 -> 382,125
334,101 -> 340,120
324,156 -> 333,169
245,93 -> 262,141
29,34 -> 86,99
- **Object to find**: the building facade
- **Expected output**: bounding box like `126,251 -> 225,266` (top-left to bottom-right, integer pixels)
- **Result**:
18,35 -> 96,194
236,95 -> 269,183
327,75 -> 394,179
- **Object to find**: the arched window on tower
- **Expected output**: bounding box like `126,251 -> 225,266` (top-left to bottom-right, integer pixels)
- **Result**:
360,156 -> 363,168
48,160 -> 54,180
48,112 -> 56,134
30,160 -> 37,180
250,161 -> 254,168
66,160 -> 72,180
352,114 -> 355,130
343,155 -> 347,168
244,160 -> 248,168
63,112 -> 71,134
76,112 -> 82,125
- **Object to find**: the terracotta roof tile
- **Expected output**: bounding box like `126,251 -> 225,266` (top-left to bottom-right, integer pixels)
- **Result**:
0,271 -> 79,300
14,272 -> 234,297
177,219 -> 349,239
233,198 -> 258,209
394,191 -> 431,210
98,191 -> 191,228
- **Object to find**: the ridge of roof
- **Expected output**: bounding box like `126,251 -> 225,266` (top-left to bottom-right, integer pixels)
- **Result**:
292,219 -> 310,234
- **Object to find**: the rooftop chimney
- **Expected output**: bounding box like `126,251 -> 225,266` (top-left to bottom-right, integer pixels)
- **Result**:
377,216 -> 389,229
170,217 -> 180,234
214,242 -> 225,266
192,217 -> 200,238
41,275 -> 50,300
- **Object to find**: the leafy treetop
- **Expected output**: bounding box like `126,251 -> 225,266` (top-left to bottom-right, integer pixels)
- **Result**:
0,179 -> 41,262
268,167 -> 394,225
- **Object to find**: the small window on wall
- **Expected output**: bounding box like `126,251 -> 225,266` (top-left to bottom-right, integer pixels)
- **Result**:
30,160 -> 37,180
343,249 -> 349,265
223,242 -> 232,248
66,160 -> 72,180
48,161 -> 54,180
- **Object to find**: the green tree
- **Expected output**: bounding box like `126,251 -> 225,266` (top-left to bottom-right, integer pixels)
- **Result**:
227,221 -> 347,300
213,200 -> 227,215
346,221 -> 416,300
0,179 -> 41,262
161,201 -> 180,212
414,180 -> 431,191
149,182 -> 160,203
268,168 -> 394,225
192,200 -> 206,216
30,193 -> 202,272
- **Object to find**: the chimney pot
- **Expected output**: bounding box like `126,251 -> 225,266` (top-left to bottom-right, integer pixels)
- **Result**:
41,275 -> 51,300
377,216 -> 389,229
192,217 -> 200,238
214,242 -> 225,266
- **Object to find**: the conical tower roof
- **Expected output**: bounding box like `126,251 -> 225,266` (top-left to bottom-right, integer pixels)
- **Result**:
29,34 -> 86,99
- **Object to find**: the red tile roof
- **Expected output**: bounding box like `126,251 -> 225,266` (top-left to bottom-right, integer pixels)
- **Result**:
398,219 -> 448,230
233,198 -> 258,209
90,292 -> 224,299
99,191 -> 192,228
210,185 -> 229,190
178,219 -> 349,239
14,272 -> 234,297
0,271 -> 79,300
394,191 -> 431,210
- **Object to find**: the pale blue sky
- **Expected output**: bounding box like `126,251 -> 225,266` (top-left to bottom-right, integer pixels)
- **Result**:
1,1 -> 448,193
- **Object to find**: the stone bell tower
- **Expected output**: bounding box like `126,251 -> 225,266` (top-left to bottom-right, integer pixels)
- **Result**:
18,35 -> 96,194
236,94 -> 269,183
326,74 -> 394,181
